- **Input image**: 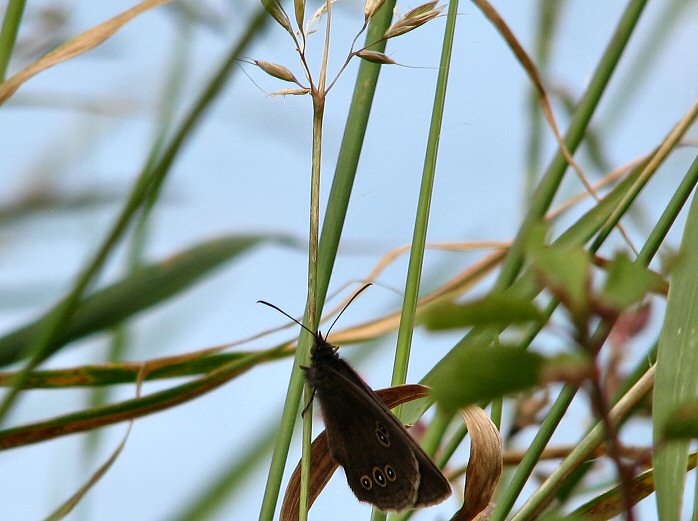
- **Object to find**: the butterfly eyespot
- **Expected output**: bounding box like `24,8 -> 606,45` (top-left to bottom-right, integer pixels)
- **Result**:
360,475 -> 373,490
384,465 -> 397,481
375,422 -> 390,447
372,467 -> 387,487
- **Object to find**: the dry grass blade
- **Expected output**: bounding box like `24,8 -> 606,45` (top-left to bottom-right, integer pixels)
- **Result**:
470,0 -> 639,253
279,384 -> 431,521
449,406 -> 503,521
44,424 -> 133,521
0,0 -> 174,106
326,249 -> 507,345
42,367 -> 147,520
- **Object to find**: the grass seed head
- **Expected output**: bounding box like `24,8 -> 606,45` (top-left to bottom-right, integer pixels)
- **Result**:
255,60 -> 300,83
356,49 -> 396,64
261,0 -> 294,34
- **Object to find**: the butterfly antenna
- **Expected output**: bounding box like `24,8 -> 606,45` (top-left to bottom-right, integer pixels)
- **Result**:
326,282 -> 372,337
257,300 -> 316,337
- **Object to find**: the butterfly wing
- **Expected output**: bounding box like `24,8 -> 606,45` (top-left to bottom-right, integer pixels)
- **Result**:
313,363 -> 420,511
308,347 -> 450,511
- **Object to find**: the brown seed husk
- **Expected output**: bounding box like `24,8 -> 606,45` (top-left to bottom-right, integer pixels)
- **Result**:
294,0 -> 305,30
255,60 -> 299,83
356,50 -> 396,65
261,0 -> 293,34
364,0 -> 387,20
404,0 -> 439,19
383,7 -> 442,39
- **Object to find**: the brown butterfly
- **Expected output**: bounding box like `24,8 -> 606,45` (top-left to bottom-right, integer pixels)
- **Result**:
259,286 -> 451,511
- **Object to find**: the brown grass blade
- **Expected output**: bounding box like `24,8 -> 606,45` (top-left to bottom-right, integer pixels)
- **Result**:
0,0 -> 174,105
471,0 -> 638,254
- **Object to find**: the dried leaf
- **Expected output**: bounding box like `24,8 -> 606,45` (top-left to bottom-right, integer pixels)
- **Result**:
0,0 -> 175,106
356,49 -> 396,65
450,406 -> 503,521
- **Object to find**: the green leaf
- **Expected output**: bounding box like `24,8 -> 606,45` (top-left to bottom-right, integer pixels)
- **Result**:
431,344 -> 545,411
661,401 -> 698,441
598,252 -> 664,310
421,292 -> 542,330
531,244 -> 591,320
653,190 -> 698,521
0,234 -> 290,367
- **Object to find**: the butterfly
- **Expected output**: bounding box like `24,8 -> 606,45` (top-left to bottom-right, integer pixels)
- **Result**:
259,285 -> 451,511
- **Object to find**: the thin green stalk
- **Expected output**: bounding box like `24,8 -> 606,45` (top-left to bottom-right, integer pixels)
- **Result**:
636,157 -> 698,266
299,95 -> 326,521
0,0 -> 26,81
371,2 -> 459,521
392,0 -> 459,388
592,101 -> 698,250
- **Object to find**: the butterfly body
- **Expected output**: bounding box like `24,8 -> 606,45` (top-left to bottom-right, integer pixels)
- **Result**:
305,332 -> 451,512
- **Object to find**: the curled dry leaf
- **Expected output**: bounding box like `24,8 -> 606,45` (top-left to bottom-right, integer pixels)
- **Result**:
449,406 -> 503,521
280,384 -> 430,521
254,60 -> 300,83
356,49 -> 396,65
